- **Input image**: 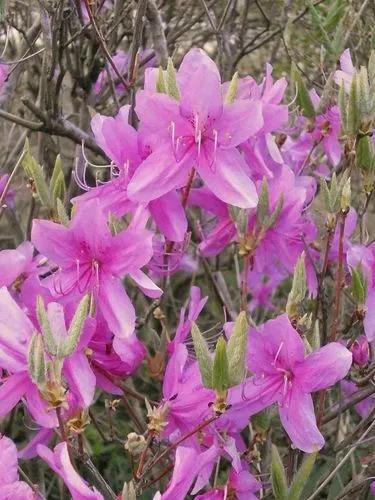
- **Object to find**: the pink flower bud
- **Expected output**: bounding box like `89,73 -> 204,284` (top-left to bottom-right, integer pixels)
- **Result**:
351,335 -> 370,366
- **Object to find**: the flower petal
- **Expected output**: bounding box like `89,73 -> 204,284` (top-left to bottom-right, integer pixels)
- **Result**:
197,148 -> 258,208
149,190 -> 187,242
294,342 -> 352,393
99,276 -> 135,338
106,227 -> 153,276
64,352 -> 96,408
129,269 -> 162,298
215,100 -> 263,148
0,435 -> 20,484
127,143 -> 190,203
279,388 -> 324,452
31,219 -> 77,267
0,372 -> 30,418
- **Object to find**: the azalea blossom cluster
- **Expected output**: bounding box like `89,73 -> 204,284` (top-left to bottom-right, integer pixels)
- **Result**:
0,44 -> 375,500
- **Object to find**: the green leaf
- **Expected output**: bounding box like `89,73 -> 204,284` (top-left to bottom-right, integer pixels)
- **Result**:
351,265 -> 368,304
191,322 -> 214,388
256,178 -> 269,225
368,50 -> 375,83
225,72 -> 239,104
287,252 -> 307,318
22,139 -> 53,209
212,337 -> 229,393
60,294 -> 90,357
306,0 -> 333,52
50,155 -> 66,204
166,58 -> 180,100
318,73 -> 335,113
323,0 -> 346,32
36,295 -> 58,356
288,452 -> 318,500
338,83 -> 347,134
291,63 -> 315,119
347,74 -> 361,135
227,311 -> 248,386
271,444 -> 289,500
358,66 -> 370,116
56,198 -> 70,226
266,194 -> 284,229
156,66 -> 166,94
28,333 -> 46,386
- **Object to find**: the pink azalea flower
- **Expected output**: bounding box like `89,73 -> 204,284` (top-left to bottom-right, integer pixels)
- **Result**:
0,287 -> 96,425
0,435 -> 35,499
38,442 -> 104,499
230,314 -> 352,452
196,166 -> 318,298
31,199 -> 161,359
334,48 -> 355,91
74,106 -> 187,242
127,48 -> 261,209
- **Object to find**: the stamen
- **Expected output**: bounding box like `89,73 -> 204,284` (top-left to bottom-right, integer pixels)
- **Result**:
196,129 -> 202,160
194,113 -> 200,142
272,341 -> 284,366
170,121 -> 176,150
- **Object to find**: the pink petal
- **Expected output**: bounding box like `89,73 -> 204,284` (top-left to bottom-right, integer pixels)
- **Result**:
294,343 -> 352,393
0,435 -> 19,484
64,352 -> 96,408
215,100 -> 263,148
129,270 -> 162,298
127,143 -> 190,203
0,372 -> 30,418
0,482 -> 35,499
112,335 -> 146,369
38,443 -> 103,500
25,384 -> 58,428
107,227 -> 153,276
99,276 -> 135,338
179,51 -> 222,124
32,219 -> 77,267
197,148 -> 258,208
279,388 -> 324,452
0,249 -> 27,287
18,428 -> 54,459
70,200 -> 112,257
247,314 -> 305,375
149,190 -> 187,242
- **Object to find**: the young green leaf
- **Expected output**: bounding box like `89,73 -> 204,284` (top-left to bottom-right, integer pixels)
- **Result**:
60,294 -> 90,357
28,333 -> 46,386
36,296 -> 58,356
291,63 -> 315,119
191,322 -> 214,388
212,336 -> 230,393
288,452 -> 317,500
166,58 -> 180,100
227,311 -> 248,386
271,444 -> 289,500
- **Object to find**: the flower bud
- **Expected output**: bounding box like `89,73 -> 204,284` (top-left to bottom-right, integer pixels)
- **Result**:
340,177 -> 351,212
351,336 -> 370,366
124,433 -> 147,455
